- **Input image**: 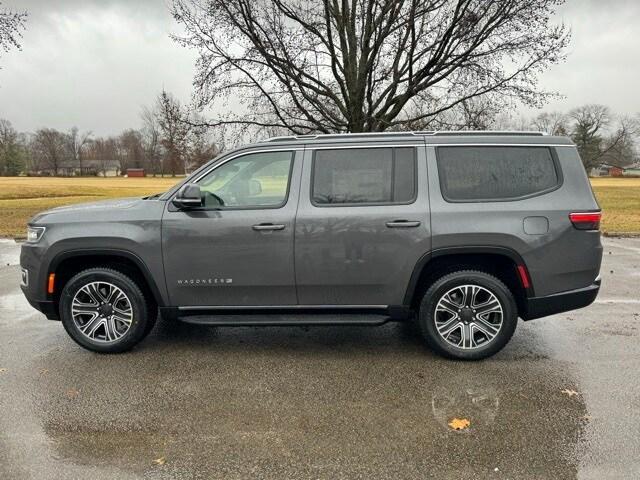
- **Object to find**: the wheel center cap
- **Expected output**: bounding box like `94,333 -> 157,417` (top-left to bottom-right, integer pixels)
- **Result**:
460,308 -> 474,324
99,304 -> 113,317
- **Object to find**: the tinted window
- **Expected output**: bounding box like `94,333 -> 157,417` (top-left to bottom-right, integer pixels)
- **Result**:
197,151 -> 293,208
312,147 -> 416,205
436,146 -> 559,201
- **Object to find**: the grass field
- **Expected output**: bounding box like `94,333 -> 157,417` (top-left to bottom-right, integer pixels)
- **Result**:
0,177 -> 180,238
589,177 -> 640,235
0,176 -> 638,238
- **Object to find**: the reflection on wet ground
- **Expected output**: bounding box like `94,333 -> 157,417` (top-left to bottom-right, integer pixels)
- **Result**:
31,322 -> 585,478
1,238 -> 639,479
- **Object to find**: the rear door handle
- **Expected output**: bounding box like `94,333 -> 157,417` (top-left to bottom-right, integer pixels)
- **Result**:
385,220 -> 421,228
252,223 -> 286,231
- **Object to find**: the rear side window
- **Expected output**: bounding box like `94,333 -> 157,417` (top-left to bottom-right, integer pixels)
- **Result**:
312,147 -> 416,205
436,146 -> 560,201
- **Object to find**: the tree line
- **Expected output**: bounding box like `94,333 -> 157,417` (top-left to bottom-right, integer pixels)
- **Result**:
445,101 -> 640,171
1,100 -> 637,177
0,91 -> 218,177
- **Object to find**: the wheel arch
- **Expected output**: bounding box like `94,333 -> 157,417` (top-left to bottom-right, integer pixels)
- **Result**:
403,246 -> 533,316
49,249 -> 165,310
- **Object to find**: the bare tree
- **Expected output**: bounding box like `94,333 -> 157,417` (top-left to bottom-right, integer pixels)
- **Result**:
172,0 -> 569,138
569,105 -> 630,170
31,128 -> 67,175
599,116 -> 640,168
155,90 -> 191,176
67,126 -> 92,175
141,106 -> 162,176
188,115 -> 219,170
119,129 -> 145,172
531,111 -> 568,135
0,2 -> 26,71
86,137 -> 120,177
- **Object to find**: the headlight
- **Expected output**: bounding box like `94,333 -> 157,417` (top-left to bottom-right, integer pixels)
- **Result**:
26,226 -> 46,243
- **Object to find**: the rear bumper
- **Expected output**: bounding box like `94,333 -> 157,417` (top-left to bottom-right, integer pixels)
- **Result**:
521,277 -> 601,320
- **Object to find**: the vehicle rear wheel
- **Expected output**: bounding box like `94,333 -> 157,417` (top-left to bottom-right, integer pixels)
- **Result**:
59,268 -> 152,353
417,270 -> 518,360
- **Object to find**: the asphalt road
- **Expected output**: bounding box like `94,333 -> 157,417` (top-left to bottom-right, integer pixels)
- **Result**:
0,237 -> 639,479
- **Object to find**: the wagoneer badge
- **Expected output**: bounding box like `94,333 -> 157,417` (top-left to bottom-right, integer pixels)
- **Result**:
177,278 -> 233,286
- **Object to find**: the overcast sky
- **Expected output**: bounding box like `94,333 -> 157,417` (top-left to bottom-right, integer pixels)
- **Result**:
0,0 -> 639,136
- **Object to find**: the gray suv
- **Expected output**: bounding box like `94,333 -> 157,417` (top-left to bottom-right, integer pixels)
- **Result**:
20,132 -> 603,360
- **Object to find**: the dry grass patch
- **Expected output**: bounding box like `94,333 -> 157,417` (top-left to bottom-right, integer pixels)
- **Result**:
590,177 -> 640,234
0,177 -> 180,238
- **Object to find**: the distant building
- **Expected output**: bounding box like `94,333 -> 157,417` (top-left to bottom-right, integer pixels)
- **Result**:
623,162 -> 640,177
126,168 -> 145,177
591,163 -> 623,177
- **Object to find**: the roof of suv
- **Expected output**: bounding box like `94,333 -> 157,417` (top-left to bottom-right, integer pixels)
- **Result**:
258,131 -> 574,147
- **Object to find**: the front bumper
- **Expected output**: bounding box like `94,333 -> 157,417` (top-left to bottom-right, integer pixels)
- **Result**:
521,277 -> 601,320
20,240 -> 59,320
22,292 -> 59,320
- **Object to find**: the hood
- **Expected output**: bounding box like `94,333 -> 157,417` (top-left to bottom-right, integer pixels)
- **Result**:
30,197 -> 145,224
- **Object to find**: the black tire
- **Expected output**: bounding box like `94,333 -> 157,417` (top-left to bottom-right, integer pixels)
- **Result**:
59,268 -> 152,353
417,270 -> 518,360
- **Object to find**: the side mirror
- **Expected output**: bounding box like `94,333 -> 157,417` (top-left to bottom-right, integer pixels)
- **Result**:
249,178 -> 262,196
173,183 -> 202,209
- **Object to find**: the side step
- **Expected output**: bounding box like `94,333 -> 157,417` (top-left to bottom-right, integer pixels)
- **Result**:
179,313 -> 391,326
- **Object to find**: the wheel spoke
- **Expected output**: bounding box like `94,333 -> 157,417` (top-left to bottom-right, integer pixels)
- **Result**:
459,323 -> 476,348
83,283 -> 104,304
475,299 -> 501,316
72,301 -> 99,315
104,316 -> 118,342
438,317 -> 461,337
79,314 -> 103,337
473,318 -> 500,338
113,313 -> 132,326
437,297 -> 460,315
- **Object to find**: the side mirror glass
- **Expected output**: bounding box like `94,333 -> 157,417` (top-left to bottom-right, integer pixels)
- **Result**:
173,183 -> 202,209
249,179 -> 262,196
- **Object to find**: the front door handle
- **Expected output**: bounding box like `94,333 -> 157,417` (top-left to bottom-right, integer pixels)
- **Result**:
386,220 -> 421,228
252,223 -> 286,231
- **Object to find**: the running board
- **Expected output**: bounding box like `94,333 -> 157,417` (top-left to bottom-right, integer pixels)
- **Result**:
160,305 -> 413,325
179,313 -> 391,326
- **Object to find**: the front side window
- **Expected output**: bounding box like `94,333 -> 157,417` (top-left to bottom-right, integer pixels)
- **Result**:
197,151 -> 294,208
312,147 -> 416,205
436,146 -> 560,201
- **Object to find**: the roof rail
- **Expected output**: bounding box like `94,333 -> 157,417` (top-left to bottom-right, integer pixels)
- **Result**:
262,130 -> 546,142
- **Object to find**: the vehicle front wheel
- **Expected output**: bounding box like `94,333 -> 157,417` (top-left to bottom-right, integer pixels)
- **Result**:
59,268 -> 153,353
417,270 -> 518,360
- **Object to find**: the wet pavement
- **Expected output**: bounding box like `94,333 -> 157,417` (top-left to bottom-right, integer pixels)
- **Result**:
0,237 -> 639,479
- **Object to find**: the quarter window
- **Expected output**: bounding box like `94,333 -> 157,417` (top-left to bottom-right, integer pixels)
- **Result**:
312,147 -> 416,205
436,146 -> 560,201
197,151 -> 294,208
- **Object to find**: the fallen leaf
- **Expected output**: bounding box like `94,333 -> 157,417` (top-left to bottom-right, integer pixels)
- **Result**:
561,389 -> 579,397
66,388 -> 80,398
448,418 -> 471,430
40,369 -> 49,375
0,368 -> 7,373
153,457 -> 166,466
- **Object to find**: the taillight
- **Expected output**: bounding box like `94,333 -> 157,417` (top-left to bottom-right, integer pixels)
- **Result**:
569,212 -> 601,231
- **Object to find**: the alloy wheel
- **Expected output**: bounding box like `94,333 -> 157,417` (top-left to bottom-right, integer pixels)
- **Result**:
71,281 -> 133,343
434,284 -> 503,350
